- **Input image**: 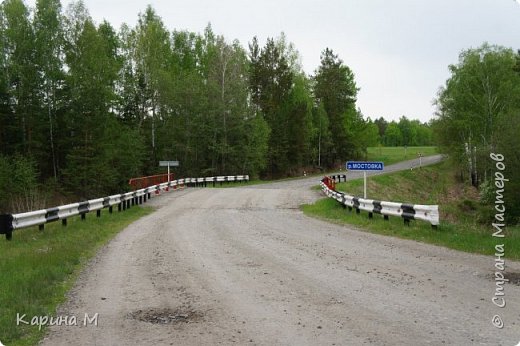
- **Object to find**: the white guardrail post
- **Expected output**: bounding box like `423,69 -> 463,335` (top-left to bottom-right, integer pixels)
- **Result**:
320,175 -> 439,229
0,175 -> 250,241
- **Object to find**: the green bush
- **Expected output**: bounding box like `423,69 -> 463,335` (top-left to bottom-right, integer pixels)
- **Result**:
478,179 -> 494,205
0,155 -> 43,213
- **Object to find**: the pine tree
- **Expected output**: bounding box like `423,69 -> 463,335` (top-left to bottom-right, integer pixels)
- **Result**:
33,0 -> 64,180
314,48 -> 359,164
2,0 -> 41,158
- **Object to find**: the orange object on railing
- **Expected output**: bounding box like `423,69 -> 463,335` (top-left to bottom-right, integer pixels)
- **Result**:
321,176 -> 336,191
129,174 -> 174,190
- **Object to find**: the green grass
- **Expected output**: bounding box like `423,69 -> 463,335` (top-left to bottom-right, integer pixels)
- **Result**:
302,160 -> 520,260
212,147 -> 438,188
335,160 -> 448,205
366,146 -> 438,166
0,206 -> 153,346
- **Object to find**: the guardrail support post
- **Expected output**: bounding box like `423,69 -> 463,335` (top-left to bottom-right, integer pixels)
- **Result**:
368,212 -> 373,219
81,213 -> 86,221
109,206 -> 113,214
355,208 -> 360,214
384,215 -> 389,221
118,203 -> 122,212
404,219 -> 410,226
62,219 -> 67,226
348,206 -> 352,212
96,210 -> 101,218
431,225 -> 438,230
39,224 -> 44,231
1,214 -> 14,240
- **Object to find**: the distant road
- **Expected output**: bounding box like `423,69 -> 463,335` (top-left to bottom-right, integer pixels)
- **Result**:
41,154 -> 520,346
250,153 -> 445,190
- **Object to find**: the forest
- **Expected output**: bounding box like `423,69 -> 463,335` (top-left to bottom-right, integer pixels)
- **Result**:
435,43 -> 520,222
2,0 -> 516,224
0,0 -> 434,212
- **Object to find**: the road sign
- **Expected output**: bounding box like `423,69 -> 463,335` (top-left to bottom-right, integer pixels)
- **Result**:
159,161 -> 179,167
159,161 -> 179,185
346,161 -> 384,199
346,161 -> 384,171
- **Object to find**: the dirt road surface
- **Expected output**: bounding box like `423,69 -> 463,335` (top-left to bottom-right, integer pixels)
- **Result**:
40,155 -> 520,346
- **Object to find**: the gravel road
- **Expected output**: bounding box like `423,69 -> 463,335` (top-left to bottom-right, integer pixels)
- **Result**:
40,155 -> 520,346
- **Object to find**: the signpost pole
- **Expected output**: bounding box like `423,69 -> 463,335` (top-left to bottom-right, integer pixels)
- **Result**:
159,161 -> 179,185
346,161 -> 384,199
364,171 -> 367,199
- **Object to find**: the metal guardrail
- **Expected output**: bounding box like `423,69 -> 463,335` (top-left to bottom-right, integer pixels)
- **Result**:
320,176 -> 439,228
0,175 -> 249,240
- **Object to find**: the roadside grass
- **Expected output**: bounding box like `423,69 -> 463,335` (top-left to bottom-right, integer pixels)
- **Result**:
212,147 -> 438,188
366,146 -> 438,166
302,160 -> 520,260
0,206 -> 153,346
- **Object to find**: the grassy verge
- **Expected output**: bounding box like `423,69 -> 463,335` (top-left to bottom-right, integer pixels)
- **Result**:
366,146 -> 438,165
208,147 -> 438,188
302,160 -> 520,260
0,206 -> 153,346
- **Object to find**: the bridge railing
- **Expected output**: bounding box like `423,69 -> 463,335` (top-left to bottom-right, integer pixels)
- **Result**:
128,173 -> 175,190
0,175 -> 249,241
321,175 -> 439,228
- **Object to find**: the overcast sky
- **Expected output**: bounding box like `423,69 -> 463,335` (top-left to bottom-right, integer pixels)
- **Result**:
25,0 -> 520,122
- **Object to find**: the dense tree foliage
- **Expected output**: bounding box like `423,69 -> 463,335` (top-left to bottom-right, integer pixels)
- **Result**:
0,1 -> 400,211
435,43 -> 520,222
372,116 -> 434,147
248,35 -> 315,176
313,48 -> 359,165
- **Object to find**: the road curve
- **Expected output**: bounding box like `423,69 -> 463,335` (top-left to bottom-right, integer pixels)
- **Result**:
40,155 -> 520,346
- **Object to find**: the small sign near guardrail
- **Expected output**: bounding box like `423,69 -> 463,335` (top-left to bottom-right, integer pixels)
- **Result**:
159,161 -> 179,167
346,161 -> 384,171
159,161 -> 180,186
346,161 -> 384,198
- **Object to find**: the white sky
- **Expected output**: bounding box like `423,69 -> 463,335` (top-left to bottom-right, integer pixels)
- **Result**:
25,0 -> 520,122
